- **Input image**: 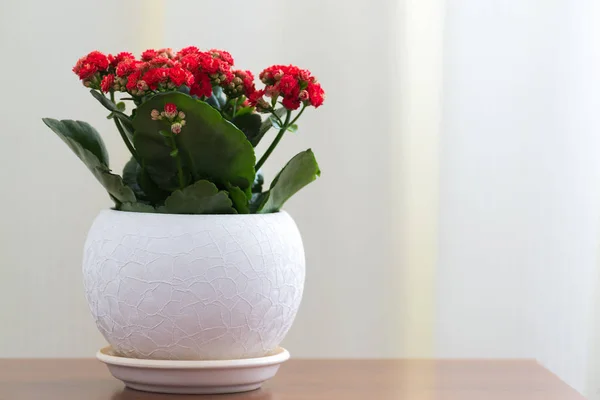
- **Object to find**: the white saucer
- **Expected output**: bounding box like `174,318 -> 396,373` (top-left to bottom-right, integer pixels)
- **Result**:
96,346 -> 290,394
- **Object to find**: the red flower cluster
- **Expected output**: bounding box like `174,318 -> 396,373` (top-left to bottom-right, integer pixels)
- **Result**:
176,47 -> 235,98
115,51 -> 195,96
254,65 -> 325,110
73,48 -> 325,112
73,51 -> 109,83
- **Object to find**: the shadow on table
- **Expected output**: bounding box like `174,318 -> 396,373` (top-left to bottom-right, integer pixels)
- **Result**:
111,388 -> 274,400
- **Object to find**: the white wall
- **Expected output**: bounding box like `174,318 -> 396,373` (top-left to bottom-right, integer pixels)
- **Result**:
437,0 -> 600,394
0,0 -> 161,357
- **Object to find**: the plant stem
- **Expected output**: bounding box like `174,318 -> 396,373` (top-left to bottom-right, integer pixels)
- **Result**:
114,118 -> 140,164
271,108 -> 284,126
169,134 -> 185,189
106,91 -> 140,164
232,98 -> 238,119
289,104 -> 307,126
255,109 -> 292,171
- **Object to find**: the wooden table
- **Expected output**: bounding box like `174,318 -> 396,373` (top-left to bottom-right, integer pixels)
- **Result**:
0,359 -> 584,400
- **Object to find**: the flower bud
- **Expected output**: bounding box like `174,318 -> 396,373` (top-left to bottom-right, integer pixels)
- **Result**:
136,80 -> 148,91
171,122 -> 182,134
164,103 -> 178,119
257,98 -> 270,110
265,86 -> 279,98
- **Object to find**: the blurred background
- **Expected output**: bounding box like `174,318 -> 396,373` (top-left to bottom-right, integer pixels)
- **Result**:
2,0 -> 600,397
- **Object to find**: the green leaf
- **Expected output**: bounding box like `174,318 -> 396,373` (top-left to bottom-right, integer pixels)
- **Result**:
132,128 -> 180,191
249,192 -> 270,214
42,118 -> 135,204
159,180 -> 236,214
234,106 -> 254,118
123,157 -> 145,199
232,113 -> 262,145
253,107 -> 287,147
116,102 -> 126,111
226,184 -> 249,214
100,171 -> 138,204
119,202 -> 156,213
133,92 -> 255,196
42,118 -> 109,166
287,124 -> 298,133
138,167 -> 171,205
170,149 -> 179,157
123,156 -> 171,206
258,149 -> 320,213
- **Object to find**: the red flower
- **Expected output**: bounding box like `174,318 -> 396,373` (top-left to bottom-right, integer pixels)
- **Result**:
190,73 -> 212,98
176,46 -> 200,59
248,89 -> 265,105
278,75 -> 299,97
282,97 -> 301,110
125,70 -> 142,91
259,65 -> 301,85
199,54 -> 220,74
248,89 -> 270,111
209,49 -> 234,65
142,68 -> 169,90
75,64 -> 99,81
108,52 -> 135,68
73,51 -> 109,80
100,74 -> 115,93
179,53 -> 200,70
307,82 -> 325,108
298,69 -> 312,82
169,66 -> 193,87
148,57 -> 174,68
141,49 -> 158,61
115,59 -> 140,77
164,103 -> 178,119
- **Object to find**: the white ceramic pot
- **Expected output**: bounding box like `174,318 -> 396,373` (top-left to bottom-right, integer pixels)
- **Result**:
82,210 -> 305,360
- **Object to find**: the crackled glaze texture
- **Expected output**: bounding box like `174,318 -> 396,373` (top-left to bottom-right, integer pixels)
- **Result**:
82,210 -> 305,360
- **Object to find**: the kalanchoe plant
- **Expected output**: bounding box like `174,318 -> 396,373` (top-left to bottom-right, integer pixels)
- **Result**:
43,47 -> 324,214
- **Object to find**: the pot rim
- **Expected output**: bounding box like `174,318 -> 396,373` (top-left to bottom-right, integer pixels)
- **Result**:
102,208 -> 286,218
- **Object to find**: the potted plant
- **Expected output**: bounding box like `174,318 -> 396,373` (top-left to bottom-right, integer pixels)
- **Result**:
43,47 -> 324,363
